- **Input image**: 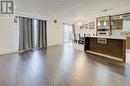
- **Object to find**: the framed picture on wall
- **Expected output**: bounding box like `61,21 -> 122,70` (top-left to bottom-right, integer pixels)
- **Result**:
84,24 -> 88,29
89,22 -> 95,29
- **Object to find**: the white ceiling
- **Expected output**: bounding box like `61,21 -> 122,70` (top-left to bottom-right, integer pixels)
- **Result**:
15,0 -> 130,21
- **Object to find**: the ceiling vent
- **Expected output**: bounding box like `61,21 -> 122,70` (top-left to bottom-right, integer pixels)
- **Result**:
101,9 -> 113,13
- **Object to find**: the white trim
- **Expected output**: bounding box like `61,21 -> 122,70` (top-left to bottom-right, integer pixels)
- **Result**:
0,49 -> 18,55
86,50 -> 123,62
15,11 -> 48,20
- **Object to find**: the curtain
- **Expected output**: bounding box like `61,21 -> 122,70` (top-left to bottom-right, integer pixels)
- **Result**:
18,17 -> 47,52
19,17 -> 33,51
37,20 -> 47,48
72,24 -> 76,39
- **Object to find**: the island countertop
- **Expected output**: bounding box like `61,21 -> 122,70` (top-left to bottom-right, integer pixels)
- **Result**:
85,36 -> 126,40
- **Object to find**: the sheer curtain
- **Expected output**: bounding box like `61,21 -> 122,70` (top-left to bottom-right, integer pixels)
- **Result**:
18,17 -> 47,52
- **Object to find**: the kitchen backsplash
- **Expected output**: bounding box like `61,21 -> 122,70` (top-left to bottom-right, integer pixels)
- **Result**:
112,30 -> 130,37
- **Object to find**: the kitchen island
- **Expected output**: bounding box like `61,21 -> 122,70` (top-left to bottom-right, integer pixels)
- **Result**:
84,36 -> 126,62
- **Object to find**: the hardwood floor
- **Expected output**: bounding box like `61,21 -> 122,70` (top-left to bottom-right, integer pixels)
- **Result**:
0,45 -> 130,86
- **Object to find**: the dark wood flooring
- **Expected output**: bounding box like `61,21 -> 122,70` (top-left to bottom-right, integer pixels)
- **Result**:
0,45 -> 130,86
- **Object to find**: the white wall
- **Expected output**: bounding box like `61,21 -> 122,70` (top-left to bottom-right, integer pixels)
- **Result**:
47,16 -> 64,46
15,0 -> 66,47
0,17 -> 18,54
0,15 -> 65,55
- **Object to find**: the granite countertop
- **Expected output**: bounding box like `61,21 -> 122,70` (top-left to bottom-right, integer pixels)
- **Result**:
85,36 -> 126,40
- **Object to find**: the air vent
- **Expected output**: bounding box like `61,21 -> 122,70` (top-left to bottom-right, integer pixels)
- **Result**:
101,9 -> 113,12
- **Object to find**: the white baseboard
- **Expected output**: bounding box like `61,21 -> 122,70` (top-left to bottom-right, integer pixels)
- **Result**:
0,49 -> 18,55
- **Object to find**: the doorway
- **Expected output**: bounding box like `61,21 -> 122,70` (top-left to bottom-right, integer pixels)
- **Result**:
63,24 -> 74,43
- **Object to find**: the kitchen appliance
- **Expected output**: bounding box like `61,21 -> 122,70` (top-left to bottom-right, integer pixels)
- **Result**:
98,28 -> 109,36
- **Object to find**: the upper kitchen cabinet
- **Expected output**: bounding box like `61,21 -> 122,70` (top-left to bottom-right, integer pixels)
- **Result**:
96,16 -> 111,36
111,15 -> 123,30
111,13 -> 130,30
96,13 -> 130,36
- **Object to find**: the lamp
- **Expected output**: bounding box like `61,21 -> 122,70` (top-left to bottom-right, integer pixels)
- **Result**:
104,21 -> 107,26
98,18 -> 100,26
77,22 -> 83,29
104,17 -> 107,26
98,22 -> 101,26
77,22 -> 83,27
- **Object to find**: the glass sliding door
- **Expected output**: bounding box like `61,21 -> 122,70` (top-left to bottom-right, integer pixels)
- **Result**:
64,24 -> 74,43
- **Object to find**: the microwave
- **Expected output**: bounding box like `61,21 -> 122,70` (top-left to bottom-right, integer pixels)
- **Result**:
98,29 -> 109,36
